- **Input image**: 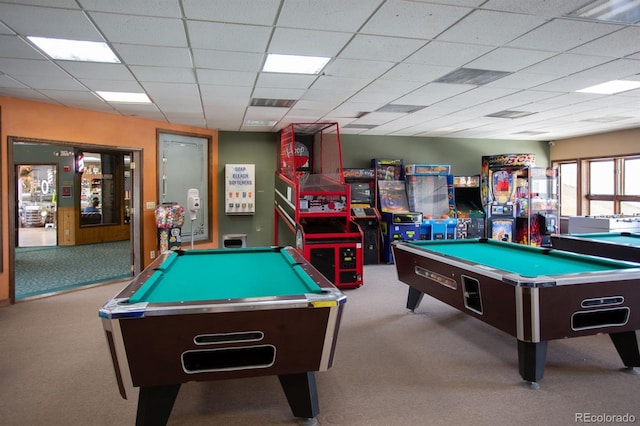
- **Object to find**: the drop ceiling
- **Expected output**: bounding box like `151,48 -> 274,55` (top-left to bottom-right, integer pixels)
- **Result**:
1,0 -> 639,140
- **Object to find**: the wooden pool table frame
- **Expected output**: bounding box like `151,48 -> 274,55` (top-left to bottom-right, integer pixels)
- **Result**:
393,239 -> 640,388
99,247 -> 346,425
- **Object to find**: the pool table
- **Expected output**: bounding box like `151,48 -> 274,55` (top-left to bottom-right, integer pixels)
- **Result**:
99,246 -> 346,425
552,232 -> 640,263
392,238 -> 640,388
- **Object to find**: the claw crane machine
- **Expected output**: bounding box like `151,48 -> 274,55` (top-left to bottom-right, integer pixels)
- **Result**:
274,123 -> 363,289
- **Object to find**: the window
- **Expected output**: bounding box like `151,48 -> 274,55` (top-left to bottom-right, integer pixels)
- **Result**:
558,162 -> 577,216
554,155 -> 640,217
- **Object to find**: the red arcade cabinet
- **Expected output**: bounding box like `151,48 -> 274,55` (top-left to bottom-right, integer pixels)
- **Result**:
274,123 -> 364,289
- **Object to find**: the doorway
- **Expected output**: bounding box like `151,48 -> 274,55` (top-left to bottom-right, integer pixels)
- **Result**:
8,138 -> 143,302
17,164 -> 57,248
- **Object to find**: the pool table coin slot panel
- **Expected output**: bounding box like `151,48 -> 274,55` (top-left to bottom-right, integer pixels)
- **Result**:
581,296 -> 624,308
182,345 -> 276,373
461,276 -> 483,315
414,266 -> 457,289
194,331 -> 264,345
571,307 -> 630,331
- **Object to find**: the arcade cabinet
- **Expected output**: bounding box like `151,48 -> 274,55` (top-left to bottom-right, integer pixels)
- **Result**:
371,159 -> 423,263
344,168 -> 381,265
404,164 -> 457,240
481,154 -> 558,246
453,175 -> 485,239
274,123 -> 364,289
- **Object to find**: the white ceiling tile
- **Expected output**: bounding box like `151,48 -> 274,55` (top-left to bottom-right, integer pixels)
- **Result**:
481,0 -> 588,17
130,66 -> 195,83
277,0 -> 384,32
268,28 -> 352,57
339,35 -> 426,62
0,74 -> 27,88
0,35 -> 44,59
405,41 -> 494,67
310,75 -> 371,93
435,86 -> 519,108
0,3 -> 99,40
521,53 -> 612,76
252,87 -> 306,100
508,18 -> 621,52
466,47 -> 557,72
393,82 -> 473,105
112,44 -> 193,67
196,69 -> 256,86
78,0 -> 181,17
1,0 -> 639,140
485,73 -> 559,89
255,73 -> 317,89
0,57 -> 67,76
570,27 -> 640,58
16,74 -> 85,90
182,0 -> 280,25
361,0 -> 472,39
79,79 -> 144,92
56,62 -> 135,80
324,59 -> 395,79
192,50 -> 264,72
438,10 -> 546,46
571,59 -> 640,80
381,63 -> 455,82
90,12 -> 187,46
187,21 -> 271,53
200,84 -> 253,101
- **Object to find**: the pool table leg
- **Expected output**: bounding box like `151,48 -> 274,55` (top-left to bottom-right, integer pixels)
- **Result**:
136,384 -> 181,426
407,287 -> 424,311
609,331 -> 640,368
517,340 -> 548,388
278,372 -> 319,419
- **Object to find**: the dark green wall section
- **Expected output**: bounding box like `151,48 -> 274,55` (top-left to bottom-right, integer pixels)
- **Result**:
217,132 -> 279,247
217,131 -> 549,248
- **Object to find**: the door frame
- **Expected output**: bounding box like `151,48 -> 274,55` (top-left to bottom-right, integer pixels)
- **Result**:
7,137 -> 143,303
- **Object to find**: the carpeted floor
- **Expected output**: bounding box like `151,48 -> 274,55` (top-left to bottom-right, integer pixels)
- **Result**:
14,240 -> 132,299
0,264 -> 638,425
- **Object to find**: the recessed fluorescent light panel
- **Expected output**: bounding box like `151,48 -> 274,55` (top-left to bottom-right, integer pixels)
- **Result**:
576,80 -> 640,94
570,0 -> 640,24
435,68 -> 512,85
27,36 -> 120,63
96,91 -> 151,103
263,54 -> 330,74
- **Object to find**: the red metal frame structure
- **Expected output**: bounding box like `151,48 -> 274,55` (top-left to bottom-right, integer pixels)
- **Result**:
274,123 -> 363,289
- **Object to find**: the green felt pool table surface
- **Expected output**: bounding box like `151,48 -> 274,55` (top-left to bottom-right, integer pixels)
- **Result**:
404,239 -> 636,277
129,247 -> 323,304
566,232 -> 640,246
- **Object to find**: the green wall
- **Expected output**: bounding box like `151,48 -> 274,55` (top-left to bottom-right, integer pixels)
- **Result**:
217,131 -> 550,247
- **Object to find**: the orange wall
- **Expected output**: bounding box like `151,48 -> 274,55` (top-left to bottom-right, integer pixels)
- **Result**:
1,96 -> 219,303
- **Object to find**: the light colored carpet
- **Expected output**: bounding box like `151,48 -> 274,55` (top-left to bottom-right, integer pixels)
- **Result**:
0,264 -> 638,425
